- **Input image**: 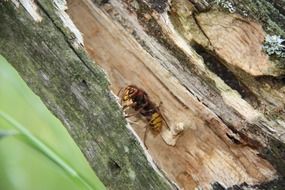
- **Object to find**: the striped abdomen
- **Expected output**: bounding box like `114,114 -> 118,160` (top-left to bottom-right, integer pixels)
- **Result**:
149,112 -> 163,133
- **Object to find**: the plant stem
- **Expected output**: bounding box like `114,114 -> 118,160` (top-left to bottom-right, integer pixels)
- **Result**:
0,111 -> 96,190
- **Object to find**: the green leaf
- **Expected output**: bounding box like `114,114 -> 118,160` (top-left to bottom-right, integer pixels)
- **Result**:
0,130 -> 18,140
0,111 -> 95,190
0,55 -> 106,190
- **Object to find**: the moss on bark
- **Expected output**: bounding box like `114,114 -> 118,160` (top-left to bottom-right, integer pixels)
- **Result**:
0,1 -> 174,189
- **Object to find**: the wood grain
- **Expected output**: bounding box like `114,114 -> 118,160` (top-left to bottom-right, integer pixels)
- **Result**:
67,0 -> 278,189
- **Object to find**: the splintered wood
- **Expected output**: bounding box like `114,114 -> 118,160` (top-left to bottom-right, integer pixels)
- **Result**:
67,0 -> 276,189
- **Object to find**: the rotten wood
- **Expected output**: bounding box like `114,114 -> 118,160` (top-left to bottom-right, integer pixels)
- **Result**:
1,0 -> 285,189
67,0 -> 285,189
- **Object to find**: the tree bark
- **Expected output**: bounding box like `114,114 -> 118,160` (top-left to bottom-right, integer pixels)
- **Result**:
0,1 -> 174,190
1,0 -> 285,189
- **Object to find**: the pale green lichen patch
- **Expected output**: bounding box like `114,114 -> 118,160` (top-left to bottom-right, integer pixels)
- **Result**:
263,35 -> 285,58
214,0 -> 236,13
128,169 -> 136,181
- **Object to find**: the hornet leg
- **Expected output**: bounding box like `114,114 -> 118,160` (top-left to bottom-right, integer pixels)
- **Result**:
143,124 -> 150,149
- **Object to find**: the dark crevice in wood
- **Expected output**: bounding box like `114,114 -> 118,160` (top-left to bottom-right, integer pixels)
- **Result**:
80,79 -> 89,89
192,42 -> 260,108
255,75 -> 285,89
147,0 -> 168,13
108,158 -> 122,176
260,137 -> 285,177
226,133 -> 242,144
192,13 -> 214,49
215,113 -> 264,150
188,0 -> 210,12
213,176 -> 285,190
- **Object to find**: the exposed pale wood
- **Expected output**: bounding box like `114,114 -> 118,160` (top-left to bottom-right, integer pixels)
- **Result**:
67,0 -> 283,189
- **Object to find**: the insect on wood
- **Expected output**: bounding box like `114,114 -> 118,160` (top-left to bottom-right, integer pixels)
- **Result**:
118,85 -> 170,148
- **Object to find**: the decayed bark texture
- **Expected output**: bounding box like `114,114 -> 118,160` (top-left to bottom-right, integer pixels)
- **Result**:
0,1 -> 175,190
1,0 -> 285,189
65,0 -> 285,189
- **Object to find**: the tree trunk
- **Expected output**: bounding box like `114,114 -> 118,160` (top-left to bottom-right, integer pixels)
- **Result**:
1,0 -> 285,189
0,1 -> 174,190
